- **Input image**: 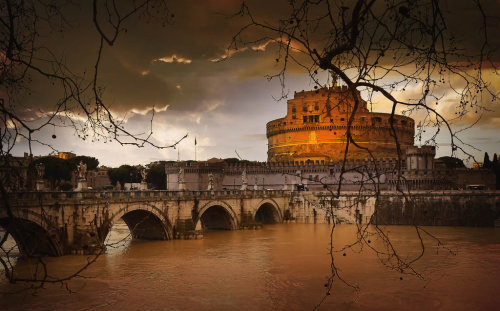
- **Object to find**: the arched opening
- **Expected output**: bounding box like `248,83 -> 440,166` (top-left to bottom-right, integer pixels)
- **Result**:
199,205 -> 235,231
0,218 -> 61,257
120,210 -> 169,240
255,203 -> 281,224
104,208 -> 171,254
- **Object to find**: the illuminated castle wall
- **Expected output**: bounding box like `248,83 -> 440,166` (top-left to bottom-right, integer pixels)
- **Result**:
266,85 -> 415,162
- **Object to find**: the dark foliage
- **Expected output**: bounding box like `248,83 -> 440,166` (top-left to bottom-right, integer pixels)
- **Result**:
483,152 -> 492,168
146,162 -> 166,190
30,157 -> 72,189
437,156 -> 465,169
59,182 -> 73,191
107,165 -> 141,188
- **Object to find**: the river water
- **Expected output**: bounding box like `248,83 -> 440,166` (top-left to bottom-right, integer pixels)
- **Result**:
1,223 -> 500,310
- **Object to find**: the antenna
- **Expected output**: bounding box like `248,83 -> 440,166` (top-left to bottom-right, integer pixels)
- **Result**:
235,149 -> 243,160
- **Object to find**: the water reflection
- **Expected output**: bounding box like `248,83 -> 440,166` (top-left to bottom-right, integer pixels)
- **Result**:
0,229 -> 19,269
105,219 -> 132,256
0,224 -> 499,311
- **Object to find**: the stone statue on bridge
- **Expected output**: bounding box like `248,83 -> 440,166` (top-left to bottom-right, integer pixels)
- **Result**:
178,167 -> 186,190
35,163 -> 45,179
140,168 -> 148,190
77,161 -> 87,180
240,169 -> 248,190
35,163 -> 45,191
75,161 -> 88,191
283,175 -> 288,191
253,176 -> 258,191
207,172 -> 214,191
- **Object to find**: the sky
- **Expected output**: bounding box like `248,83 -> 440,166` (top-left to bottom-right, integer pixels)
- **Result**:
6,0 -> 500,167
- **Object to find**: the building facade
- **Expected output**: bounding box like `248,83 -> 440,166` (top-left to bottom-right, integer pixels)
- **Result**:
266,85 -> 415,162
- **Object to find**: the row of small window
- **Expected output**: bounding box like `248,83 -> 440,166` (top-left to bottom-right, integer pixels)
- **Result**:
303,115 -> 320,123
291,104 -> 320,113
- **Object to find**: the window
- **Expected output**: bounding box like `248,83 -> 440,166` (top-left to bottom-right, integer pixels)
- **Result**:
303,106 -> 307,112
292,105 -> 296,113
304,115 -> 320,123
314,102 -> 319,110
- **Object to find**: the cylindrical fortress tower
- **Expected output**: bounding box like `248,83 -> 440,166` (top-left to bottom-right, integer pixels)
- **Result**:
266,86 -> 415,162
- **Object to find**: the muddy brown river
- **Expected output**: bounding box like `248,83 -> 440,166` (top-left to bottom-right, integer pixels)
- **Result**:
1,223 -> 500,310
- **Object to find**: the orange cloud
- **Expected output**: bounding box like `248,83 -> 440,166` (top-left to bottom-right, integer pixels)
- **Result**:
154,54 -> 192,64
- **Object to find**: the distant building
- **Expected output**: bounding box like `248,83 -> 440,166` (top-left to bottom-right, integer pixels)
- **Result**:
388,146 -> 450,190
55,152 -> 76,160
449,169 -> 496,190
87,166 -> 112,190
166,158 -> 403,191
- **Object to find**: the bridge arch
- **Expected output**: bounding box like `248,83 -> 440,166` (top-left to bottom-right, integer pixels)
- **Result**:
254,199 -> 282,224
107,203 -> 173,241
195,200 -> 238,231
0,209 -> 63,257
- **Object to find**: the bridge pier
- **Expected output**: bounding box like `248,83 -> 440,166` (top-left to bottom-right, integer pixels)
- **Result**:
174,198 -> 203,239
175,218 -> 202,239
65,223 -> 104,255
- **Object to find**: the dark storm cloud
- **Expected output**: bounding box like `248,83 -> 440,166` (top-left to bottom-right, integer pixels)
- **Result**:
7,0 -> 500,164
52,0 -> 294,114
11,0 -> 500,114
11,1 -> 282,112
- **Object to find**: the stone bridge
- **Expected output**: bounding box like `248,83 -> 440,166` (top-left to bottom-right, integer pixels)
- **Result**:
0,190 -> 299,256
2,189 -> 498,257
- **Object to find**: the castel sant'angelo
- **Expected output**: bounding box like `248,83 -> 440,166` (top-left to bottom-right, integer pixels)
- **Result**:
266,83 -> 415,163
165,84 -> 495,191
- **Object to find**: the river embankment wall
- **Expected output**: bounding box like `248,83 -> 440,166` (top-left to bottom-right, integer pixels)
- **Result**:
372,191 -> 500,226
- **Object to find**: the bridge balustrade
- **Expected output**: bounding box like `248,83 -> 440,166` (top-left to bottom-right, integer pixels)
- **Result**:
3,189 -> 293,205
